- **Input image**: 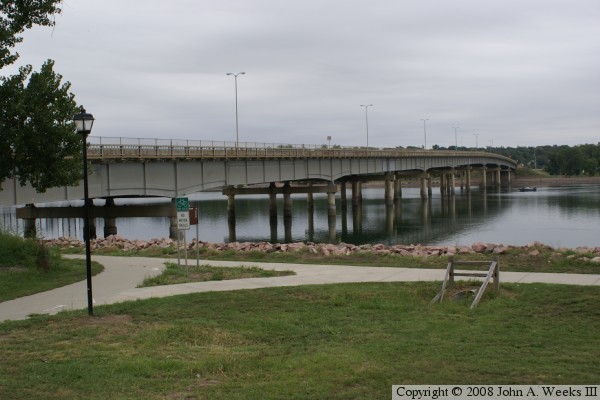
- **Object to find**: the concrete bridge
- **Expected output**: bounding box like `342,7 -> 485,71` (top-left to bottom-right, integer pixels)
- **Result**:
0,137 -> 517,238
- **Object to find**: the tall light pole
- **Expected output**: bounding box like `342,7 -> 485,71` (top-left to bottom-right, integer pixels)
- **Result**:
360,104 -> 373,149
473,133 -> 479,151
73,106 -> 95,316
226,72 -> 245,146
421,118 -> 429,149
453,126 -> 459,149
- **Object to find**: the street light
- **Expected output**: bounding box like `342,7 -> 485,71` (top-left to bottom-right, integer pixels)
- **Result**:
452,126 -> 459,149
226,72 -> 245,146
360,104 -> 373,149
73,106 -> 95,316
473,133 -> 479,151
421,118 -> 429,149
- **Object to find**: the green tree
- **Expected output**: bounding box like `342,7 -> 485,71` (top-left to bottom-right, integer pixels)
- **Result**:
1,0 -> 81,193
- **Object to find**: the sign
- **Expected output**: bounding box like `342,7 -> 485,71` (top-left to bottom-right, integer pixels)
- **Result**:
175,197 -> 190,230
189,207 -> 198,225
175,197 -> 189,212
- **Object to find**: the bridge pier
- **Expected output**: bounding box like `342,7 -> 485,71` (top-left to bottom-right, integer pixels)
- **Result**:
420,176 -> 427,199
394,175 -> 402,199
339,182 -> 347,207
352,181 -> 362,206
502,169 -> 511,187
23,204 -> 37,238
427,175 -> 433,197
384,175 -> 394,206
465,167 -> 472,191
170,199 -> 179,239
103,198 -> 118,237
480,166 -> 487,188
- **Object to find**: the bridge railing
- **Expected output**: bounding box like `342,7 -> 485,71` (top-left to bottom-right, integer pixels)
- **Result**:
85,136 -> 516,166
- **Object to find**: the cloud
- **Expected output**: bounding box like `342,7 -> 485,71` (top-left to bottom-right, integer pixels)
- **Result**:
6,0 -> 600,147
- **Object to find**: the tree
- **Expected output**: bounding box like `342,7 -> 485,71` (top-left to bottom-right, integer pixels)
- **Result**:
1,1 -> 81,193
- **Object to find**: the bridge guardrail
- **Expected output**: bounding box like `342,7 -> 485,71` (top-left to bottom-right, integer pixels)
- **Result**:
85,137 -> 516,167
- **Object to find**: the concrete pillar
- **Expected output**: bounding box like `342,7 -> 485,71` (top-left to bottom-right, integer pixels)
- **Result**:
466,167 -> 472,191
23,204 -> 36,238
307,183 -> 314,212
306,206 -> 314,242
103,198 -> 117,237
439,173 -> 446,195
269,183 -> 278,218
384,176 -> 394,206
427,175 -> 433,197
480,167 -> 487,188
394,176 -> 402,199
420,176 -> 427,199
339,182 -> 347,207
327,183 -> 337,218
450,171 -> 456,194
495,169 -> 501,188
504,170 -> 511,187
269,215 -> 278,243
352,180 -> 361,206
227,193 -> 236,220
170,198 -> 179,239
328,215 -> 336,243
283,182 -> 292,219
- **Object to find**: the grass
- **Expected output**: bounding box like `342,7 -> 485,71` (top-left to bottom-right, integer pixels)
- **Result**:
0,282 -> 598,399
0,233 -> 104,302
139,262 -> 295,287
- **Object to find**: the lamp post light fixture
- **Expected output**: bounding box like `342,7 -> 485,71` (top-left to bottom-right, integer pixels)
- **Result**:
421,118 -> 429,149
360,104 -> 373,150
452,126 -> 459,150
226,72 -> 245,146
73,106 -> 95,316
327,136 -> 332,149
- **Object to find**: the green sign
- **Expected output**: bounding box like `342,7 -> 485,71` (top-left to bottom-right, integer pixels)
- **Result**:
175,197 -> 189,212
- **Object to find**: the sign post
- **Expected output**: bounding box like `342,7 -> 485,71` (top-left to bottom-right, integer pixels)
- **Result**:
175,197 -> 190,272
189,207 -> 199,267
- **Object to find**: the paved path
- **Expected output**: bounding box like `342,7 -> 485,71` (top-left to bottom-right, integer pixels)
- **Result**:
1,255 -> 599,322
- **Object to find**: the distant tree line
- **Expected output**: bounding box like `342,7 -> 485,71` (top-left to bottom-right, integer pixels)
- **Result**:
425,143 -> 600,176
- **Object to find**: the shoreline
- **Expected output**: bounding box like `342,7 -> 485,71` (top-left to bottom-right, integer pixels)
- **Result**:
47,236 -> 600,260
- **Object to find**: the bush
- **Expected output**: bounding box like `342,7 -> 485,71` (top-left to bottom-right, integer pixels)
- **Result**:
0,232 -> 56,271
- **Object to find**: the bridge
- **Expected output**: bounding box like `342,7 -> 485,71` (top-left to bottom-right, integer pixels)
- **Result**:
0,137 -> 517,239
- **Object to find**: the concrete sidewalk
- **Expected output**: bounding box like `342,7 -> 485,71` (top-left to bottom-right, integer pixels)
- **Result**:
1,255 -> 599,322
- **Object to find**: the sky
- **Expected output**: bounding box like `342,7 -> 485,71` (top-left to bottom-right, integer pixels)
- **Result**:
6,0 -> 600,148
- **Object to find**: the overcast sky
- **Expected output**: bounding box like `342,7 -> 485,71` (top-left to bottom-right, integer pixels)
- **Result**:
8,0 -> 600,148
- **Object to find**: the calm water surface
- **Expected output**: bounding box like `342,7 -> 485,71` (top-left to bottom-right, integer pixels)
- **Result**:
2,185 -> 599,248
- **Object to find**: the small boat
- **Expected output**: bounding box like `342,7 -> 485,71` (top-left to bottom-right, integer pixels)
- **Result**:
518,187 -> 537,192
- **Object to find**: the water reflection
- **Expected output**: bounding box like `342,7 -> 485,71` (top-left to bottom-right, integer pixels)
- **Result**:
2,186 -> 600,247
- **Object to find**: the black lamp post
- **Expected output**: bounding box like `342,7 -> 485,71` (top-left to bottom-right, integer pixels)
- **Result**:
73,106 -> 95,316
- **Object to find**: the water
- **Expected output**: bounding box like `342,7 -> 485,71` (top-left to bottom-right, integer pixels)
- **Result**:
2,185 -> 600,248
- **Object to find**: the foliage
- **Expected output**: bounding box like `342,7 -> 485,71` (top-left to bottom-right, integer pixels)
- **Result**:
0,61 -> 81,191
0,231 -> 53,270
0,0 -> 62,69
433,143 -> 600,176
0,1 -> 82,193
139,262 -> 295,287
0,283 -> 598,398
0,232 -> 103,302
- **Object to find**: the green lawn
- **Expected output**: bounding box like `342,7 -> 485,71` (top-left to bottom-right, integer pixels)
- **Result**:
1,282 -> 598,399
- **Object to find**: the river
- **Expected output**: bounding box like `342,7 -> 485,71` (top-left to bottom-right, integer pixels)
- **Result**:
2,185 -> 600,248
